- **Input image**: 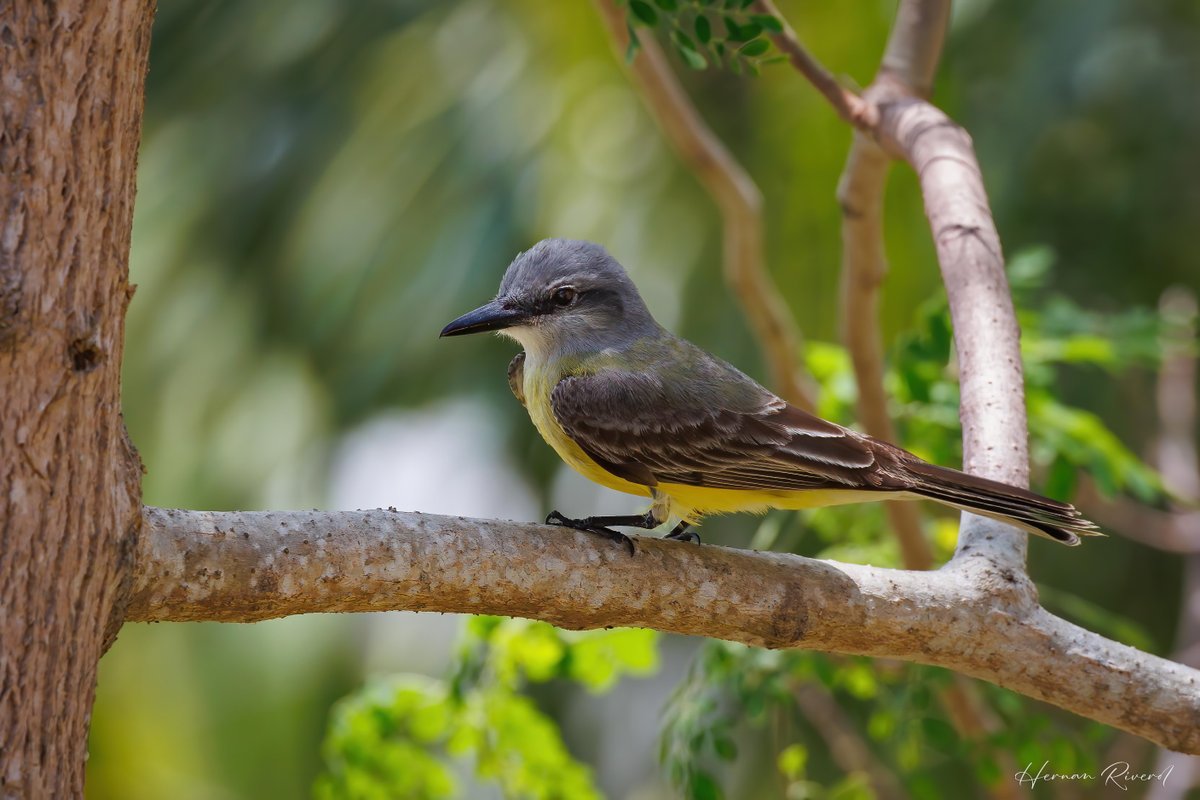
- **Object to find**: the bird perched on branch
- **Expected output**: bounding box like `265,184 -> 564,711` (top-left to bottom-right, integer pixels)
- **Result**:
441,238 -> 1101,552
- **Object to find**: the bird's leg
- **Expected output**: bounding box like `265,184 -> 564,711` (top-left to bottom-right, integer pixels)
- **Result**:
544,510 -> 659,555
663,521 -> 700,544
560,510 -> 661,529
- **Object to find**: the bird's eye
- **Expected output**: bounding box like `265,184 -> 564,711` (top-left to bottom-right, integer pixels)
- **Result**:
552,287 -> 577,306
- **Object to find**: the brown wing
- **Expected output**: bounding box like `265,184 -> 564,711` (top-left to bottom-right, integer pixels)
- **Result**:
549,369 -> 890,493
549,367 -> 1101,544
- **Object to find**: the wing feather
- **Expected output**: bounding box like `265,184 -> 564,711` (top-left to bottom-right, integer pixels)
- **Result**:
550,369 -> 883,493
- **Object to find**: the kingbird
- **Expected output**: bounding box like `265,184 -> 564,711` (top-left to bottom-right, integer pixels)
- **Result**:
441,239 -> 1101,551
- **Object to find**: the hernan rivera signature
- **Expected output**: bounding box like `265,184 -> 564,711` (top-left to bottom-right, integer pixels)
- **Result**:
1015,761 -> 1174,791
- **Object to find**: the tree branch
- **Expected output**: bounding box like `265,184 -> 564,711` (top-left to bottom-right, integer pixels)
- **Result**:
834,6 -> 1024,793
837,0 -> 952,573
838,131 -> 933,571
594,0 -> 818,410
754,0 -> 1029,571
128,507 -> 1200,754
751,0 -> 872,128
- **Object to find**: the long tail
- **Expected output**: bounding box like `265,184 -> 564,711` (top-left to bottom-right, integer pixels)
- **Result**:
902,460 -> 1103,546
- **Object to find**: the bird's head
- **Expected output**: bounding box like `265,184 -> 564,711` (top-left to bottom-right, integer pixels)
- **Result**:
440,239 -> 658,359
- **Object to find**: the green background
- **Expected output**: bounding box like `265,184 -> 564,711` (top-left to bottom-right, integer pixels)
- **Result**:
87,1 -> 1199,797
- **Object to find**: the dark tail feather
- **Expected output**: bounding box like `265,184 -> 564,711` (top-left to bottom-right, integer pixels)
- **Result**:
903,461 -> 1103,546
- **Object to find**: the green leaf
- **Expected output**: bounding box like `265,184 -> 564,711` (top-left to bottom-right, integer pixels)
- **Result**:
673,29 -> 699,51
827,774 -> 874,800
727,20 -> 762,42
752,13 -> 783,32
653,0 -> 679,9
713,736 -> 738,760
672,31 -> 709,69
1008,245 -> 1056,290
975,753 -> 1003,785
565,628 -> 658,690
629,0 -> 658,25
625,22 -> 642,63
690,771 -> 723,800
920,717 -> 961,754
838,661 -> 878,699
695,15 -> 712,44
777,744 -> 808,779
1043,453 -> 1077,500
739,38 -> 770,57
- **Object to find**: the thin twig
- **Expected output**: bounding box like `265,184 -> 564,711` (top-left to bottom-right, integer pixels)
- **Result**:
751,0 -> 871,128
593,0 -> 817,410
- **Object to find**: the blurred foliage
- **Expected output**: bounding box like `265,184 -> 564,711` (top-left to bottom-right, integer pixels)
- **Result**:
317,617 -> 656,798
621,0 -> 788,74
90,0 -> 1198,798
658,641 -> 1112,800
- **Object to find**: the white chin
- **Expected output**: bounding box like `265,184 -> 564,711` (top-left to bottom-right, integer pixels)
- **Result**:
498,325 -> 551,360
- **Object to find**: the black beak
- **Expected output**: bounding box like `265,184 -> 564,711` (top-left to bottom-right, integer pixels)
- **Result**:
440,299 -> 529,337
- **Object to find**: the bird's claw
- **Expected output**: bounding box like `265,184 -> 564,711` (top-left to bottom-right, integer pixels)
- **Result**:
664,529 -> 701,544
546,511 -> 636,555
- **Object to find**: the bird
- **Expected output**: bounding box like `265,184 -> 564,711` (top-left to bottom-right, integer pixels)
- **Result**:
440,238 -> 1102,553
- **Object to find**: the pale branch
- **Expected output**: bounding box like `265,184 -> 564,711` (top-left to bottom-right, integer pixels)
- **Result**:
838,133 -> 932,571
877,0 -> 952,96
835,4 -> 1022,789
593,0 -> 817,411
755,0 -> 1030,572
838,0 -> 950,509
876,97 -> 1031,572
129,507 -> 1200,754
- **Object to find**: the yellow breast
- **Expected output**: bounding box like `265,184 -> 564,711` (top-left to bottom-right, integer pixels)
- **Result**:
523,362 -> 652,500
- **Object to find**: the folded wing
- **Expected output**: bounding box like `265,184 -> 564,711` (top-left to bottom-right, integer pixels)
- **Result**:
549,368 -> 885,493
549,366 -> 1102,545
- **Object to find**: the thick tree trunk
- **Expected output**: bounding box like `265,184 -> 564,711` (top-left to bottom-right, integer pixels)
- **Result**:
0,2 -> 153,797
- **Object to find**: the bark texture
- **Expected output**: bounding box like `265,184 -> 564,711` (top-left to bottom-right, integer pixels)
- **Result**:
0,2 -> 152,796
130,507 -> 1200,755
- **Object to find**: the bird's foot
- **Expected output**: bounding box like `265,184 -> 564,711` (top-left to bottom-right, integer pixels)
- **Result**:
546,511 -> 636,555
663,522 -> 701,544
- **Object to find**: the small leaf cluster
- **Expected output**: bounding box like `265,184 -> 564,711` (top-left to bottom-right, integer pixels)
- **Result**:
317,617 -> 657,799
660,642 -> 1108,799
621,0 -> 786,75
